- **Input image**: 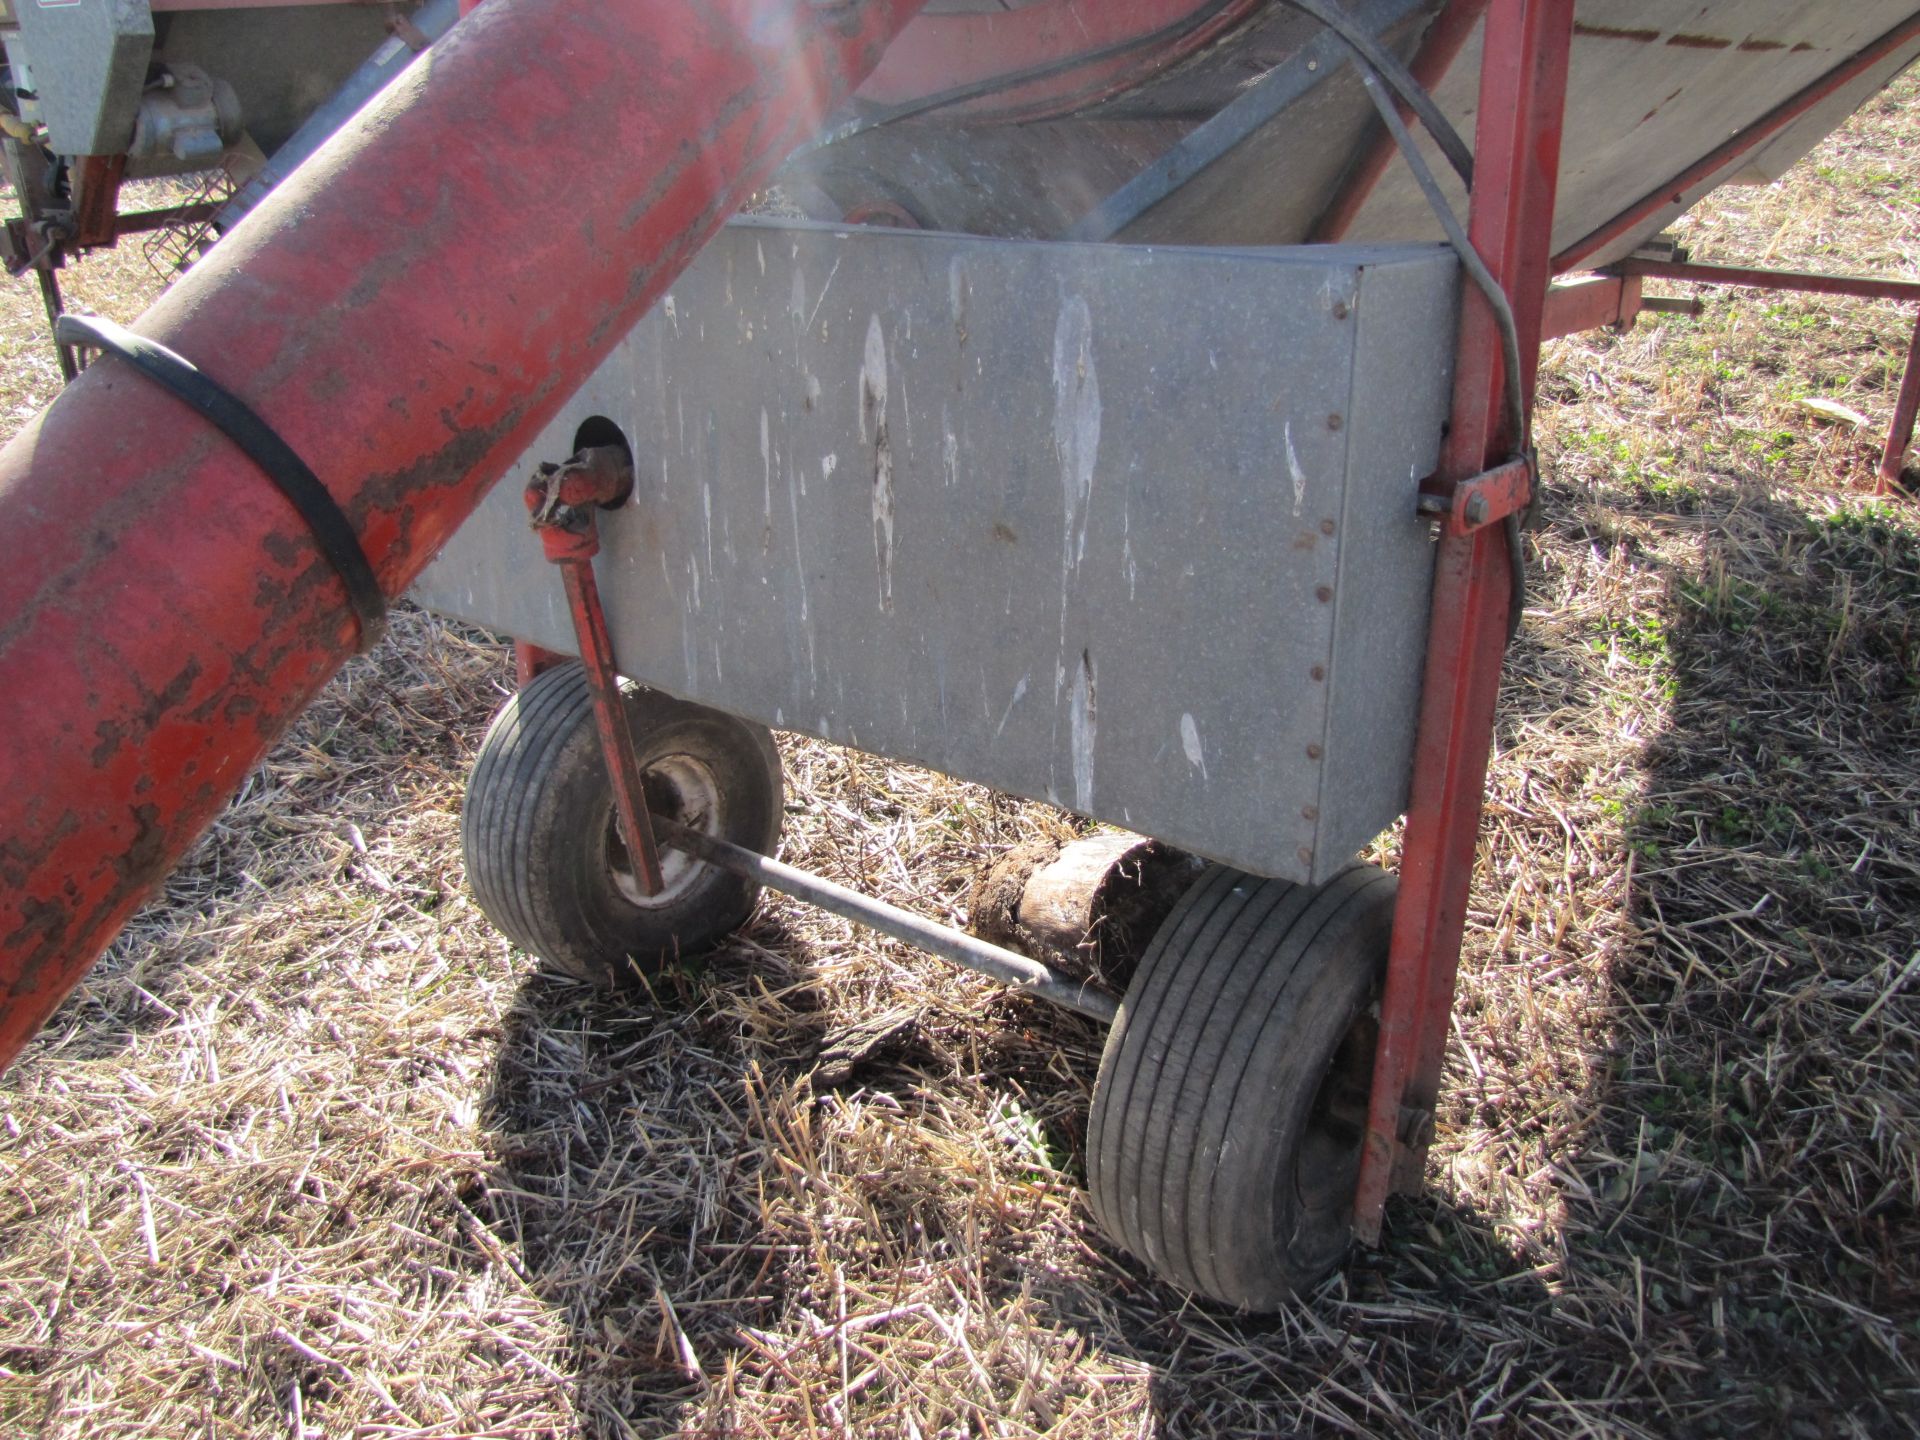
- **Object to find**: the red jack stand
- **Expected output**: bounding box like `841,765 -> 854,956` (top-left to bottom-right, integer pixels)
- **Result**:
523,446 -> 665,899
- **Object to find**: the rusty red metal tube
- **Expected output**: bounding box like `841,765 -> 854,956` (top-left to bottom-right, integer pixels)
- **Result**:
0,0 -> 928,1072
1614,258 -> 1920,305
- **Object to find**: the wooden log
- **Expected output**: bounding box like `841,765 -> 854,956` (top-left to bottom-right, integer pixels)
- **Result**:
968,832 -> 1203,988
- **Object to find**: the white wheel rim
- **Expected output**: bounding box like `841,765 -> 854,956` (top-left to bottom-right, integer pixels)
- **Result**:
604,752 -> 723,908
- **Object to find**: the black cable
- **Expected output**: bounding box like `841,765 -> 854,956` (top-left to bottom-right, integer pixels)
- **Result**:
1352,62 -> 1524,447
56,313 -> 387,652
1281,0 -> 1474,186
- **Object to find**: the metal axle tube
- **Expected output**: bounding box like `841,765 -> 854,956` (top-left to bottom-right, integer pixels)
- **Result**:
658,821 -> 1120,1024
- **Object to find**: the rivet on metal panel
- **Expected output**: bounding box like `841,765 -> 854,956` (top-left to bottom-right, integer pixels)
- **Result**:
1331,299 -> 1349,319
1306,743 -> 1323,760
1315,585 -> 1333,603
1297,846 -> 1314,867
1310,664 -> 1326,681
1320,518 -> 1337,535
1301,805 -> 1318,821
1327,413 -> 1344,431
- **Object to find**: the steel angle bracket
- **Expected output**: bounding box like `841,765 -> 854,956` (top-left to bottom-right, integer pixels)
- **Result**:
1417,453 -> 1533,537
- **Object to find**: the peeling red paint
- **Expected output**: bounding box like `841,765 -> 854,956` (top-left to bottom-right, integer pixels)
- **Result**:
1665,33 -> 1733,51
1572,21 -> 1658,44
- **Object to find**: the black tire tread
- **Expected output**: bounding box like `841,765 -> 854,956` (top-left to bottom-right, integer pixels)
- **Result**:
1087,863 -> 1242,1240
1087,861 -> 1395,1310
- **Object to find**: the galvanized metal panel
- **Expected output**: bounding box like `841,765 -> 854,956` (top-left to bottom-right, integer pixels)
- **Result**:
8,0 -> 152,155
413,223 -> 1456,883
1095,0 -> 1920,265
1332,0 -> 1920,268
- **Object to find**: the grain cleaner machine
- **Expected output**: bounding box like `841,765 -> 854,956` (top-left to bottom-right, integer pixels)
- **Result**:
3,0 -> 1918,1311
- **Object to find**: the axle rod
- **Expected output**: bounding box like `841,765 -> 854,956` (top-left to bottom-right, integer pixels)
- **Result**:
656,820 -> 1120,1024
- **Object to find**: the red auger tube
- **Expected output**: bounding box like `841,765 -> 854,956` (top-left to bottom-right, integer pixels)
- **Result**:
0,0 -> 928,1071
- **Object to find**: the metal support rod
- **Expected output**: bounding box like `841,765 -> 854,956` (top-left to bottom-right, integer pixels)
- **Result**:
657,820 -> 1120,1024
1881,313 -> 1920,493
1353,0 -> 1573,1245
1613,258 -> 1920,305
1603,259 -> 1920,494
1554,11 -> 1920,274
557,561 -> 665,896
1063,0 -> 1427,242
217,0 -> 462,229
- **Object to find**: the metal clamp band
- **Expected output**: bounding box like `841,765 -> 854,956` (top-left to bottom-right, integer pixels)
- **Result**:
54,313 -> 387,652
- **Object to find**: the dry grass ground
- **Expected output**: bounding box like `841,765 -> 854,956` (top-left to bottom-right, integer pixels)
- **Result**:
4,72 -> 1920,1440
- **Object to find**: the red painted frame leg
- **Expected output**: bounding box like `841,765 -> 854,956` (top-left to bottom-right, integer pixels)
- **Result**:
513,641 -> 565,688
1879,311 -> 1920,494
1353,0 -> 1575,1244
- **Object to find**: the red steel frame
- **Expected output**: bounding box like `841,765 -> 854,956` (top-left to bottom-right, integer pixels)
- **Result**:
1613,259 -> 1920,489
1356,1 -> 1920,1238
1354,0 -> 1574,1242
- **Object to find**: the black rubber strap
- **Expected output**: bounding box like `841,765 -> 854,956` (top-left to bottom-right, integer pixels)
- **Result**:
55,313 -> 387,652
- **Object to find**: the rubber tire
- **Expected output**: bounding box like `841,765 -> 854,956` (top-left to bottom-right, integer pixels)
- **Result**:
1086,861 -> 1396,1311
463,662 -> 784,989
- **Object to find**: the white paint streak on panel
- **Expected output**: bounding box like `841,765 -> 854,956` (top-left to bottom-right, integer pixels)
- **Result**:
861,314 -> 895,613
1180,713 -> 1209,781
994,673 -> 1030,740
786,459 -> 816,691
1069,651 -> 1096,813
760,408 -> 773,523
1285,421 -> 1307,517
805,256 -> 841,332
702,481 -> 713,573
1052,294 -> 1101,706
1053,294 -> 1101,574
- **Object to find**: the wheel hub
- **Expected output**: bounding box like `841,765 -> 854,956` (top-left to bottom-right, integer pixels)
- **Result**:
605,752 -> 722,908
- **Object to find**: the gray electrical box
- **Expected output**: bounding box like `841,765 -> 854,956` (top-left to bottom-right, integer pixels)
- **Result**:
414,222 -> 1458,884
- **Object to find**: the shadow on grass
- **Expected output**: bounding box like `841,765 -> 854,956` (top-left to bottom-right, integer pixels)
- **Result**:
479,912 -> 836,1435
1578,485 -> 1920,1433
